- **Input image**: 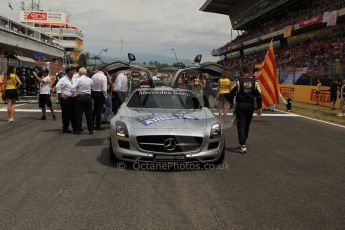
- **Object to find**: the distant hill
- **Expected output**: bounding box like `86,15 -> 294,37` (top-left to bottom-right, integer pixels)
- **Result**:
92,52 -> 193,65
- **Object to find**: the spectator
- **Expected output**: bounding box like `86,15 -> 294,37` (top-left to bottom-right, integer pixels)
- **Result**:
338,79 -> 345,116
72,67 -> 94,135
3,66 -> 22,123
316,79 -> 322,105
55,68 -> 75,133
329,79 -> 340,110
91,66 -> 108,130
201,74 -> 211,108
218,73 -> 232,122
112,72 -> 128,115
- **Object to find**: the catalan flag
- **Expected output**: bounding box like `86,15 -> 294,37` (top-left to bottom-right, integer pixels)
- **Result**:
256,41 -> 280,108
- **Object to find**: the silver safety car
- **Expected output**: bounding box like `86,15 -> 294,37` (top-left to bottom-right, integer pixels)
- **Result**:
108,54 -> 226,164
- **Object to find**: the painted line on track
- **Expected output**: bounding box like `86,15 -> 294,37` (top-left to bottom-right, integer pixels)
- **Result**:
1,107 -> 343,129
0,108 -> 298,117
0,104 -> 26,110
275,109 -> 345,129
0,108 -> 62,113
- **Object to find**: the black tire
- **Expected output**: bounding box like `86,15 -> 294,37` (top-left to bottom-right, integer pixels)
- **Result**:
214,143 -> 225,165
109,138 -> 118,164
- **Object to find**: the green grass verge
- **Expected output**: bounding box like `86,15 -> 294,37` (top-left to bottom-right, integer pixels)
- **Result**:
276,102 -> 345,126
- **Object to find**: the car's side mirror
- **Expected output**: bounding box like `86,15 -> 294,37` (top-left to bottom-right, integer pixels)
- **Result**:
128,53 -> 136,62
194,54 -> 202,64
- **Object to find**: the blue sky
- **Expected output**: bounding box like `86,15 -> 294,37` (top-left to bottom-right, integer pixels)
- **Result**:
2,0 -> 232,61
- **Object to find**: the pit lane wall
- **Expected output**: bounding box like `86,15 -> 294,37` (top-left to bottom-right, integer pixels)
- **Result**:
279,84 -> 340,108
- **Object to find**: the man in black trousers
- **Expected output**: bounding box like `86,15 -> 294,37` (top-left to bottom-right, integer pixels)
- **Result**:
91,65 -> 108,130
228,66 -> 263,154
55,68 -> 74,133
72,67 -> 94,135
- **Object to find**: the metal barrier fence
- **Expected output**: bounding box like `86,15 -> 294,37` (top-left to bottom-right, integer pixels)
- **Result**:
316,64 -> 345,82
0,59 -> 62,97
0,59 -> 62,76
280,64 -> 345,86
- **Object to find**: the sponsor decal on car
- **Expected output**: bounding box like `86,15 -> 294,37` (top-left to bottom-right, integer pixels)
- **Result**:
138,90 -> 192,97
137,114 -> 199,126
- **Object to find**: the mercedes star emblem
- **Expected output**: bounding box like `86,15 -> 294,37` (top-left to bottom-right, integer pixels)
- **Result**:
163,138 -> 177,152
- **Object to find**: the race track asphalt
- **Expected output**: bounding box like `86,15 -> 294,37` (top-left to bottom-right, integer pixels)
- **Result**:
0,103 -> 344,230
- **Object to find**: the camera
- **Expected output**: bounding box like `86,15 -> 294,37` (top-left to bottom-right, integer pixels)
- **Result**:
31,66 -> 44,77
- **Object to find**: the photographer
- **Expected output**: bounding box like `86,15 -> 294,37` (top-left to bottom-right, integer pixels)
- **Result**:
32,69 -> 56,120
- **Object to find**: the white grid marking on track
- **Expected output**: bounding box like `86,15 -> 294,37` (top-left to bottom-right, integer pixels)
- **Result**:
275,109 -> 345,129
0,109 -> 62,113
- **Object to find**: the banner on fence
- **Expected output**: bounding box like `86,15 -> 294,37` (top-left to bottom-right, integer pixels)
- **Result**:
279,84 -> 340,107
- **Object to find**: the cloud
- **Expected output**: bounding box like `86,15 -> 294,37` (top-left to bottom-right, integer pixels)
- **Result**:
2,0 -> 232,61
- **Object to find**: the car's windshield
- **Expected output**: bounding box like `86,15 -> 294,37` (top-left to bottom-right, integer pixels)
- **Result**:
127,90 -> 201,109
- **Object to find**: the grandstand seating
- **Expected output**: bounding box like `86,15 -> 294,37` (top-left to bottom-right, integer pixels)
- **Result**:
219,0 -> 345,51
222,36 -> 345,71
209,0 -> 345,84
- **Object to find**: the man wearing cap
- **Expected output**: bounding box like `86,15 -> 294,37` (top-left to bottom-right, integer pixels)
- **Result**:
33,69 -> 56,120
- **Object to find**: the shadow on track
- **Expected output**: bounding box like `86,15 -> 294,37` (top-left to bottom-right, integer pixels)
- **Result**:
76,138 -> 107,147
97,147 -> 116,167
225,147 -> 243,155
97,147 -> 227,172
42,128 -> 62,133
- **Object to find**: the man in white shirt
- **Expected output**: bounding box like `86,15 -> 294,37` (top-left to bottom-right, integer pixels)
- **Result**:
55,68 -> 75,133
33,69 -> 56,120
72,67 -> 94,135
112,72 -> 128,114
91,66 -> 108,130
72,66 -> 80,81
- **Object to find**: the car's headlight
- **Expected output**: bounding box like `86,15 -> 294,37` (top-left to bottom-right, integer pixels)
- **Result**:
115,121 -> 129,138
210,123 -> 221,139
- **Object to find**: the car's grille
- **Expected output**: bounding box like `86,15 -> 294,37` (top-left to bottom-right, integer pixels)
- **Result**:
137,136 -> 203,153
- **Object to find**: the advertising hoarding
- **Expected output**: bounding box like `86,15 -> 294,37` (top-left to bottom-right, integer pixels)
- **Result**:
20,11 -> 67,24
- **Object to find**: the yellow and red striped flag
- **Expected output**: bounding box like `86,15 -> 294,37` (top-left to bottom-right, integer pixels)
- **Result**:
256,41 -> 280,108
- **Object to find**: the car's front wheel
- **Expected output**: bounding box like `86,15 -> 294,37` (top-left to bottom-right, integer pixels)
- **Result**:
109,138 -> 119,164
214,143 -> 225,165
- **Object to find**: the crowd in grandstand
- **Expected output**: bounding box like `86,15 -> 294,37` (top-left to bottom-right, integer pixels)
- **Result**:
222,36 -> 345,72
223,0 -> 345,49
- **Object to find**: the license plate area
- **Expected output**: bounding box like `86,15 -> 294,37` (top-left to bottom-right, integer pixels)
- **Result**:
154,155 -> 187,162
